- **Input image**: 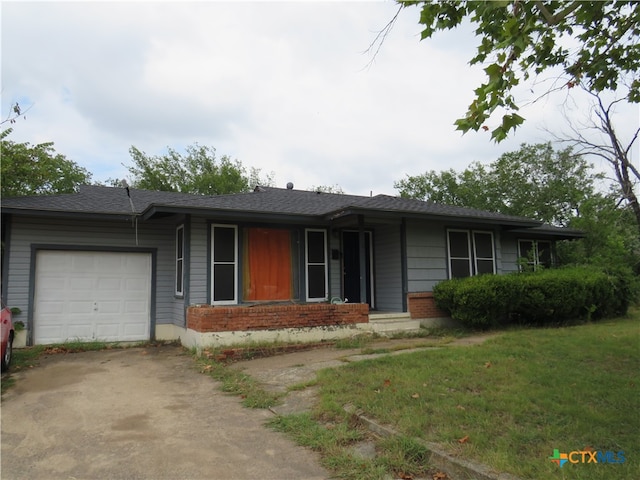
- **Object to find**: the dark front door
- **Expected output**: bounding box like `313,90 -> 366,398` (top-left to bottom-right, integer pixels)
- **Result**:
342,231 -> 373,307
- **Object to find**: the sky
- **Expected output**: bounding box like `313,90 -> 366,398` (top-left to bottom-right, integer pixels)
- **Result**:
2,0 -> 638,197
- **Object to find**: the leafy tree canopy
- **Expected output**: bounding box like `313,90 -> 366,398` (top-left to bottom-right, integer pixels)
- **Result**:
126,143 -> 273,195
397,1 -> 640,141
0,129 -> 91,197
556,193 -> 640,273
395,142 -> 600,226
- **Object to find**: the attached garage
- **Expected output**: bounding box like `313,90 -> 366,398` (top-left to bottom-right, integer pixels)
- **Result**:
33,250 -> 152,345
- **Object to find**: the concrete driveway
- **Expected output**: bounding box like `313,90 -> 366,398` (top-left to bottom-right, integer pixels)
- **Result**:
0,345 -> 329,480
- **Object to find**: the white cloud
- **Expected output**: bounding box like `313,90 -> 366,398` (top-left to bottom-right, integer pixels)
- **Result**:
2,1 -> 637,196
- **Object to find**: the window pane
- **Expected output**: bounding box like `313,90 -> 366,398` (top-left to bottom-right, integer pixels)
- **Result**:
474,232 -> 493,259
176,259 -> 183,294
177,228 -> 184,258
307,231 -> 326,263
449,231 -> 470,258
450,259 -> 471,278
214,227 -> 235,262
213,264 -> 235,301
538,242 -> 552,267
308,265 -> 326,299
519,241 -> 534,262
476,259 -> 494,275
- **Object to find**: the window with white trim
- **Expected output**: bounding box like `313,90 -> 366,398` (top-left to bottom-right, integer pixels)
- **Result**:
175,224 -> 184,296
211,224 -> 238,304
305,229 -> 328,301
518,240 -> 552,271
447,229 -> 496,278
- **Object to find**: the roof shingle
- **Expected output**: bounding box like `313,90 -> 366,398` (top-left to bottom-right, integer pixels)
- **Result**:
1,184 -> 542,227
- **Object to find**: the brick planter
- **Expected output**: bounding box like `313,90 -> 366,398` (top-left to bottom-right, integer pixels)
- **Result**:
407,292 -> 449,319
187,303 -> 369,333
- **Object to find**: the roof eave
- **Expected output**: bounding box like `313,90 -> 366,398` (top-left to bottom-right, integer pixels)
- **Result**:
325,207 -> 542,228
1,207 -> 134,221
141,204 -> 328,225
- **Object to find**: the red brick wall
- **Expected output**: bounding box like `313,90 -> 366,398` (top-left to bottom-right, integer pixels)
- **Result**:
187,303 -> 369,333
407,292 -> 449,319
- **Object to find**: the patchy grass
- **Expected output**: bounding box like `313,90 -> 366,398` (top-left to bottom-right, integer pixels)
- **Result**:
194,350 -> 281,409
268,413 -> 437,480
334,335 -> 378,350
305,314 -> 640,480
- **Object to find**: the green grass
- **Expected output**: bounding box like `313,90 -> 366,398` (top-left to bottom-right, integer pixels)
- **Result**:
194,352 -> 282,408
306,315 -> 639,479
268,413 -> 433,480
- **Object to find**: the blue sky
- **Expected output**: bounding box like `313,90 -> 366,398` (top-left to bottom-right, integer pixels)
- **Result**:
2,1 -> 638,196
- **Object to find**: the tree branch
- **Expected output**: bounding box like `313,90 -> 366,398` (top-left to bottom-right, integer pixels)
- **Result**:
534,1 -> 580,26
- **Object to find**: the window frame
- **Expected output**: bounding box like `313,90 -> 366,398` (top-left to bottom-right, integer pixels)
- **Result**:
175,224 -> 184,297
305,228 -> 328,302
518,239 -> 553,271
211,224 -> 238,305
447,229 -> 496,279
472,231 -> 496,275
447,229 -> 472,279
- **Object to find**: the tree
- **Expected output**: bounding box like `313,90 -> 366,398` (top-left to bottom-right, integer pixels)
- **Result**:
1,102 -> 30,127
556,192 -> 640,273
0,129 -> 91,197
395,143 -> 599,226
125,144 -> 274,195
310,184 -> 345,194
394,1 -> 640,141
550,89 -> 640,235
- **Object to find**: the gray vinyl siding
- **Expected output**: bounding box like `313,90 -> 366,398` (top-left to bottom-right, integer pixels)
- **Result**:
405,220 -> 448,292
499,232 -> 522,273
5,215 -> 180,329
373,224 -> 403,312
189,216 -> 209,305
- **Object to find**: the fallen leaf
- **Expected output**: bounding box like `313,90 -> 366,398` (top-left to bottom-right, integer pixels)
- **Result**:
432,471 -> 449,480
458,435 -> 470,444
398,472 -> 413,480
383,379 -> 391,387
411,393 -> 420,399
484,361 -> 491,368
456,405 -> 466,410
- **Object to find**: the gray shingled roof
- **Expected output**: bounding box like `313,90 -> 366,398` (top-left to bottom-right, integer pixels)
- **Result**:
1,184 -> 543,227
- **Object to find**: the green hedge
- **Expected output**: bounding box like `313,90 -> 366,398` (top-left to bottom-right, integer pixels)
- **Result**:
432,266 -> 633,328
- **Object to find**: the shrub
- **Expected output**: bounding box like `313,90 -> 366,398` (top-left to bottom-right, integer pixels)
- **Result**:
433,266 -> 633,328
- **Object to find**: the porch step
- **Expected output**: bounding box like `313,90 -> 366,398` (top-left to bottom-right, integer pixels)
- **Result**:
368,313 -> 421,334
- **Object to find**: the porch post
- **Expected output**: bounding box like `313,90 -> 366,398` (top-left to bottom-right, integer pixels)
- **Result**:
358,214 -> 368,305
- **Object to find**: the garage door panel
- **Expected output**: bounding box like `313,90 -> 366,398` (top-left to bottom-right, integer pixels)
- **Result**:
38,325 -> 64,343
34,251 -> 151,345
67,301 -> 93,314
123,323 -> 147,336
97,277 -> 123,291
66,324 -> 94,341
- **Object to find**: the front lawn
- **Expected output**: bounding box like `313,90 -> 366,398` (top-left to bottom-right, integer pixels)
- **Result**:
271,315 -> 639,479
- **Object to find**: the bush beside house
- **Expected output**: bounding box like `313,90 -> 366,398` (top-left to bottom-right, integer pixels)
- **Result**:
433,266 -> 634,328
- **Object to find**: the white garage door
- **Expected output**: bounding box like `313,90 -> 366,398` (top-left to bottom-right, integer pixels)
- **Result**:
34,250 -> 152,345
